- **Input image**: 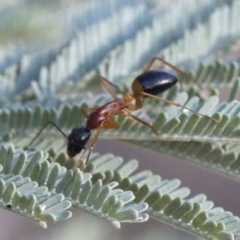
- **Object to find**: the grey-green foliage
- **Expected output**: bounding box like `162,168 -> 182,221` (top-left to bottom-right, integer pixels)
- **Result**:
0,1 -> 151,101
1,144 -> 240,239
2,88 -> 240,183
97,0 -> 240,84
0,145 -> 148,228
0,157 -> 72,228
67,152 -> 240,240
1,0 -> 236,104
1,0 -> 240,239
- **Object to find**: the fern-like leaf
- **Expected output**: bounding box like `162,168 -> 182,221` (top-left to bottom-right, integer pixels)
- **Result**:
0,173 -> 71,228
71,152 -> 240,240
0,145 -> 149,228
88,153 -> 240,240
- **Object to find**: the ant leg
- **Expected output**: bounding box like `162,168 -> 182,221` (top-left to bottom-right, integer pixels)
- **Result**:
144,57 -> 185,74
140,91 -> 219,123
29,121 -> 68,146
84,127 -> 102,169
122,110 -> 158,136
144,57 -> 202,90
99,76 -> 138,108
99,76 -> 120,91
74,148 -> 87,170
99,76 -> 121,100
126,103 -> 138,111
103,119 -> 120,129
83,118 -> 120,170
81,108 -> 98,118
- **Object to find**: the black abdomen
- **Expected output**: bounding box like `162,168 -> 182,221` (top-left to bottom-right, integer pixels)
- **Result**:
134,71 -> 178,95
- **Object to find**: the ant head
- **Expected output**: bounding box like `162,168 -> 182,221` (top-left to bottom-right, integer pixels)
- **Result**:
67,127 -> 91,158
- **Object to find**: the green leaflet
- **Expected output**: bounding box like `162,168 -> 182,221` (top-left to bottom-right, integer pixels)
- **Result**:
1,95 -> 240,144
133,140 -> 240,183
0,145 -> 149,228
0,175 -> 72,228
79,151 -> 240,240
1,143 -> 240,238
1,0 -> 240,239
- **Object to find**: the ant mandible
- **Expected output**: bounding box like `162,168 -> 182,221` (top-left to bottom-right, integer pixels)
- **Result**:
29,57 -> 218,170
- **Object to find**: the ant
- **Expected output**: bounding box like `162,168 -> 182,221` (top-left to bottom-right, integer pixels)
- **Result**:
29,57 -> 219,170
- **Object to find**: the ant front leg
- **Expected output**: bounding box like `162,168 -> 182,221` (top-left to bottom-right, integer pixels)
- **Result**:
74,148 -> 87,170
84,127 -> 102,169
82,119 -> 120,171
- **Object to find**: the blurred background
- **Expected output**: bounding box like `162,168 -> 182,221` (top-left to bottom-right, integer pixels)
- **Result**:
0,0 -> 239,239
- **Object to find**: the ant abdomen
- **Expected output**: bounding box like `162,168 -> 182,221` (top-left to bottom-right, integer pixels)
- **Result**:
133,71 -> 178,96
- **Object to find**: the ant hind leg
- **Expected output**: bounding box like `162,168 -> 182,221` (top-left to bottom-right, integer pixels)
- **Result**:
144,57 -> 203,90
122,110 -> 158,136
139,91 -> 219,123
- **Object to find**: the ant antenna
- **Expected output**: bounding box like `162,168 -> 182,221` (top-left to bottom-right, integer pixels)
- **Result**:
29,121 -> 68,146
